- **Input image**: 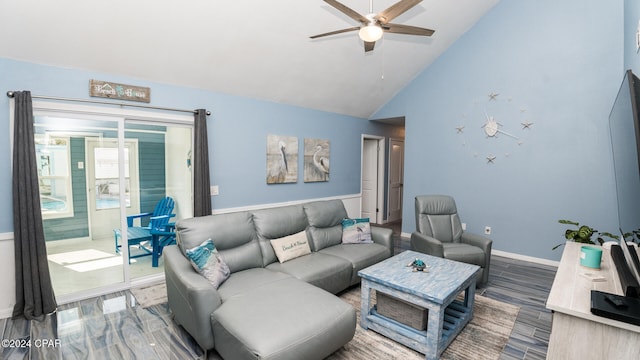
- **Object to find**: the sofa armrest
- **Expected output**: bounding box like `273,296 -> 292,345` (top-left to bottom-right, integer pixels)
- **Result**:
410,232 -> 444,258
164,245 -> 221,350
461,232 -> 492,254
371,226 -> 393,256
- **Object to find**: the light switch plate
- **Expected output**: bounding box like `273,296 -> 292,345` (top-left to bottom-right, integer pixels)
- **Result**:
636,20 -> 640,52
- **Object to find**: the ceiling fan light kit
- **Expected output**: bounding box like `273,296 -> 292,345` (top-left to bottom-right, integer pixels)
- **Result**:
310,0 -> 434,52
359,24 -> 383,42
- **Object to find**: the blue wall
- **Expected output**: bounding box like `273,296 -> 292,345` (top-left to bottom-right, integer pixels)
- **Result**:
0,58 -> 403,233
373,0 -> 624,260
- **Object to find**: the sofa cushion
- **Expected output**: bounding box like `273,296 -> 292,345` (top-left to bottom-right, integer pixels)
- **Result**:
253,204 -> 308,266
320,243 -> 391,285
266,252 -> 352,294
185,239 -> 230,289
212,276 -> 356,360
270,231 -> 312,263
176,212 -> 262,273
304,200 -> 348,251
217,268 -> 293,301
341,218 -> 373,244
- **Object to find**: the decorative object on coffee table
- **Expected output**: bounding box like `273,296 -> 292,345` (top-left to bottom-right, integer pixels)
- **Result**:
407,258 -> 429,272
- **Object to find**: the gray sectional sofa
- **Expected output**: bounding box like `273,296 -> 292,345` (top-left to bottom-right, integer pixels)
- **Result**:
164,199 -> 394,359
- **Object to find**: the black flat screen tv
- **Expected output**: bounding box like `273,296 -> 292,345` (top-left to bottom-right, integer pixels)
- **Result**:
609,69 -> 640,239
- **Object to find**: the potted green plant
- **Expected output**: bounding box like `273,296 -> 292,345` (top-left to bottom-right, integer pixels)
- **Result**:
622,229 -> 640,245
553,220 -> 618,250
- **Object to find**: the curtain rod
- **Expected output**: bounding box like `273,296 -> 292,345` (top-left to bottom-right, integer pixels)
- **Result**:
6,91 -> 210,116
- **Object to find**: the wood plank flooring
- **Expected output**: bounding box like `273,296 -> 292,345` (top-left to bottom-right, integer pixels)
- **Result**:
2,225 -> 558,359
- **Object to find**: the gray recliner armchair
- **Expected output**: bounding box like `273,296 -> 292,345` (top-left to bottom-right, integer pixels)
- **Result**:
410,195 -> 492,286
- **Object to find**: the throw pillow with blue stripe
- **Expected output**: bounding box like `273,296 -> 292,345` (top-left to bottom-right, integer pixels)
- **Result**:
186,239 -> 230,289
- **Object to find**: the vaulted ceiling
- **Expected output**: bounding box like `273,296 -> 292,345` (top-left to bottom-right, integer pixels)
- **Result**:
0,0 -> 499,118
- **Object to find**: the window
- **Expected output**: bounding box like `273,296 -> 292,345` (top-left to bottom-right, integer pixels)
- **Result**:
35,135 -> 74,219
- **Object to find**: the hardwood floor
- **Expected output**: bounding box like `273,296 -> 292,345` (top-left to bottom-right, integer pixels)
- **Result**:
2,224 -> 558,360
485,256 -> 556,359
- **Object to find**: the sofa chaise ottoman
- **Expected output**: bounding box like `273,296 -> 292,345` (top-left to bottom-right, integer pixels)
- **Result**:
164,199 -> 393,359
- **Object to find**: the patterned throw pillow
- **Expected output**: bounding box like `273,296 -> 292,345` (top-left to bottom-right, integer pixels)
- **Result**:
270,231 -> 312,263
341,218 -> 373,244
185,239 -> 230,289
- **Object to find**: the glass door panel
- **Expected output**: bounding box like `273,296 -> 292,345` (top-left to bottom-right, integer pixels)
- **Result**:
125,120 -> 193,279
35,116 -> 126,297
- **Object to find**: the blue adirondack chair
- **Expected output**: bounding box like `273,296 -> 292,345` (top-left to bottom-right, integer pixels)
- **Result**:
114,196 -> 176,267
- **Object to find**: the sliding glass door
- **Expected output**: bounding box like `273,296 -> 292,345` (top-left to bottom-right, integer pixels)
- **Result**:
31,104 -> 193,301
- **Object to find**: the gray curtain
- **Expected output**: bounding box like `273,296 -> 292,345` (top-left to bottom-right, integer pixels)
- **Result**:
193,109 -> 212,217
12,91 -> 57,320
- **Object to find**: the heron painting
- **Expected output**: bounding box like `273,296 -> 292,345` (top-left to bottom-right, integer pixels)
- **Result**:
304,138 -> 330,182
266,134 -> 298,184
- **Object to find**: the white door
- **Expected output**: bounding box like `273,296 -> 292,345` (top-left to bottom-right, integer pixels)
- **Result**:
86,138 -> 140,240
362,139 -> 378,222
388,139 -> 404,222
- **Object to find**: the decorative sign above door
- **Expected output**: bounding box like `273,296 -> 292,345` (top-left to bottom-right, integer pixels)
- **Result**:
89,79 -> 150,103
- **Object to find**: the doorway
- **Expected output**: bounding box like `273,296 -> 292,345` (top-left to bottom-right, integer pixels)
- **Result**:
86,138 -> 140,240
387,138 -> 404,222
361,135 -> 385,224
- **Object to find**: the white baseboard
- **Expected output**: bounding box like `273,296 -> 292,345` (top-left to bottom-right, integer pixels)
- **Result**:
0,232 -> 13,241
0,234 -> 14,319
0,307 -> 13,319
492,249 -> 559,267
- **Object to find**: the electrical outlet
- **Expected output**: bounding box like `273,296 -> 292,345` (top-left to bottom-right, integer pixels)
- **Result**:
461,222 -> 467,231
210,185 -> 219,196
484,226 -> 491,235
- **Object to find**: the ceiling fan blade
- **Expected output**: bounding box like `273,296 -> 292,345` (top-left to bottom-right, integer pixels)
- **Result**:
364,41 -> 375,52
383,23 -> 434,36
324,0 -> 368,24
310,27 -> 360,39
375,0 -> 422,24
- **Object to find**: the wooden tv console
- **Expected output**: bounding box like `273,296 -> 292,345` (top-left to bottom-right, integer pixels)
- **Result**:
546,242 -> 640,359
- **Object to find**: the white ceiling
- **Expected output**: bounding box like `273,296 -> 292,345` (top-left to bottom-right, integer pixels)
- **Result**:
0,0 -> 499,118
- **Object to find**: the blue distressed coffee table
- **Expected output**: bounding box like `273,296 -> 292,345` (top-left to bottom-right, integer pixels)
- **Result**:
358,250 -> 480,360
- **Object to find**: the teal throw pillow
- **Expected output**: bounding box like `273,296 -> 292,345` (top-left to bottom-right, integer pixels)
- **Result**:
186,239 -> 230,289
341,218 -> 373,244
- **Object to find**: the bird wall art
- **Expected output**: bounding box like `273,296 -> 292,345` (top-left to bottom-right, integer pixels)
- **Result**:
304,138 -> 330,183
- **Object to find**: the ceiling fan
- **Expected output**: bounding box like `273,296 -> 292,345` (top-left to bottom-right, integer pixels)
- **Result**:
310,0 -> 435,52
